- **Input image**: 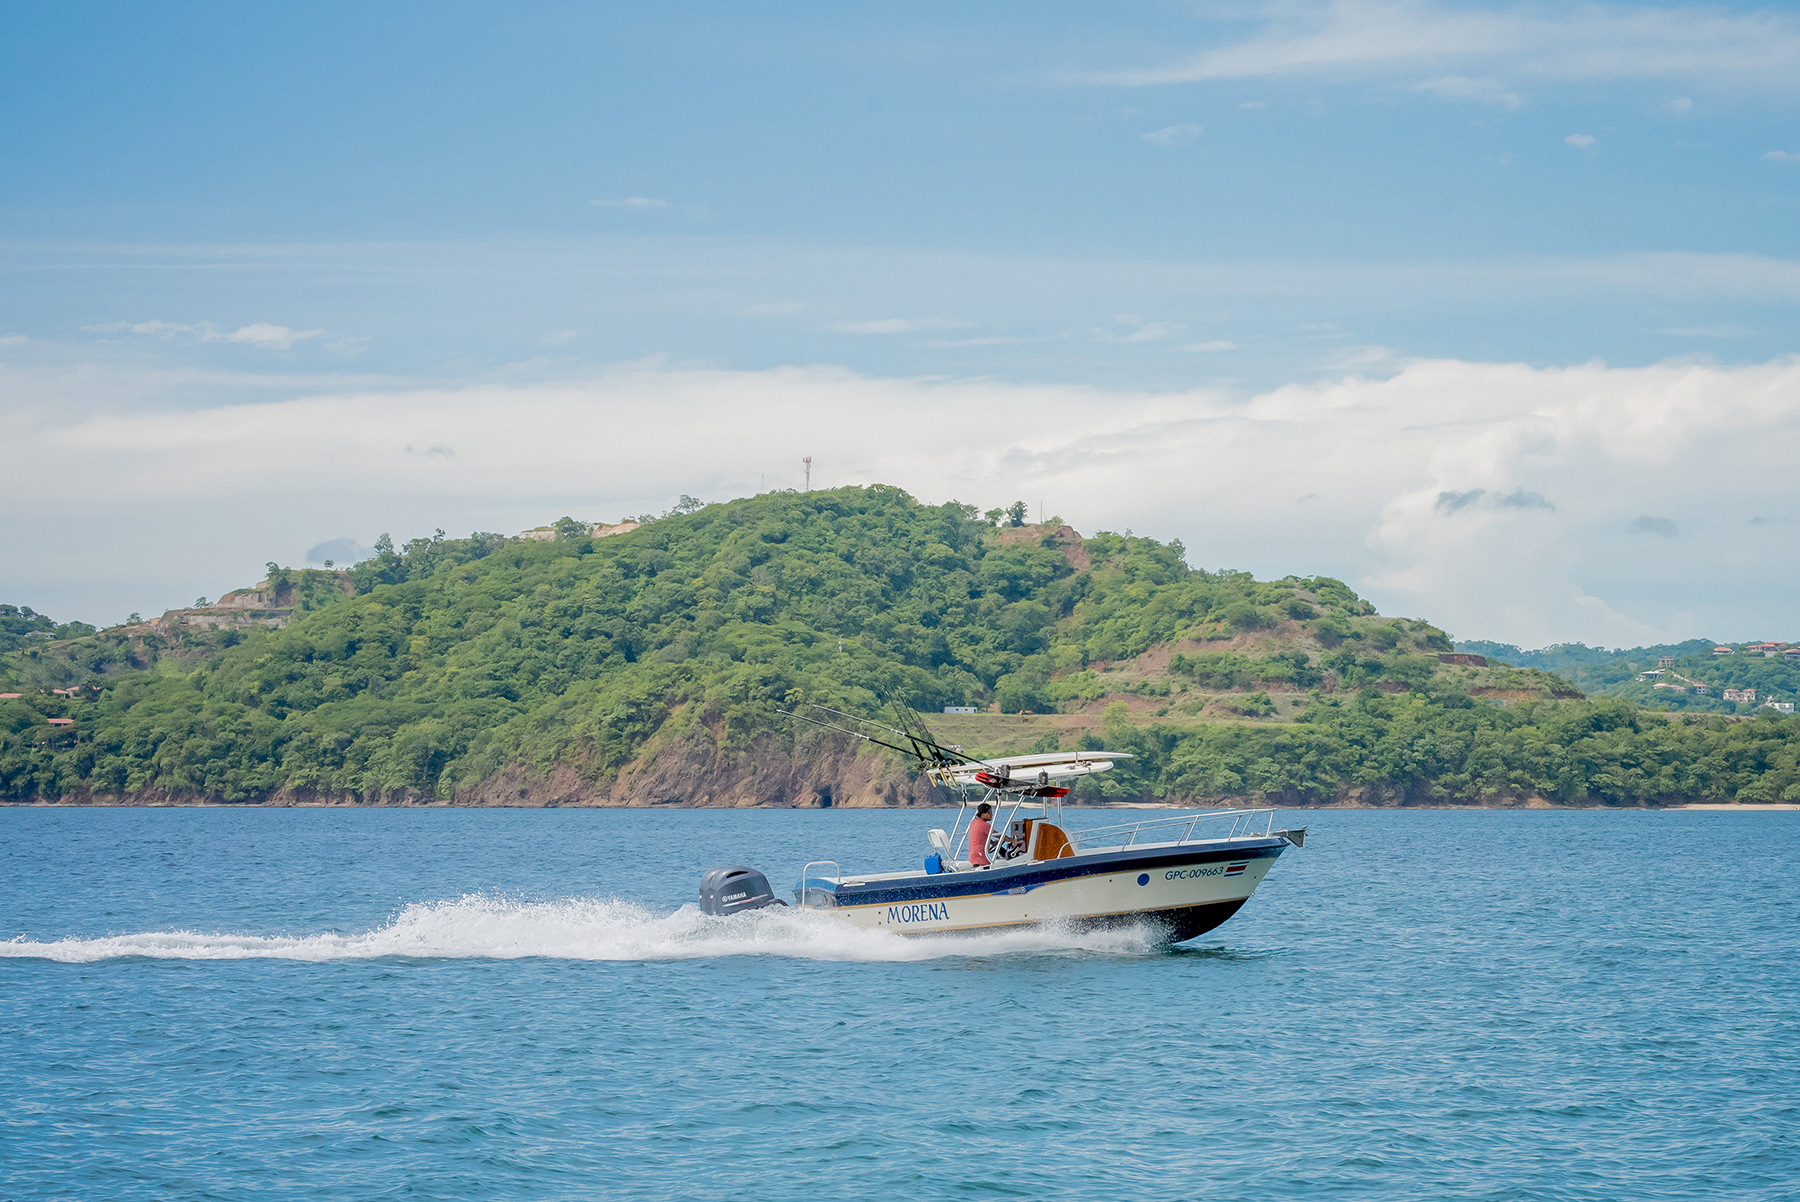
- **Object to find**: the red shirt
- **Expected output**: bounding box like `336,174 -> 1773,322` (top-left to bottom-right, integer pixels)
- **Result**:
969,816 -> 992,866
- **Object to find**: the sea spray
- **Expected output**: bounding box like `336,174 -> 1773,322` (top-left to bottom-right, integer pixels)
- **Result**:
0,892 -> 1164,964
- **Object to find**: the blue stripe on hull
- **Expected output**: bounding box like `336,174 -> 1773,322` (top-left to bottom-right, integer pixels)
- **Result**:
827,837 -> 1286,907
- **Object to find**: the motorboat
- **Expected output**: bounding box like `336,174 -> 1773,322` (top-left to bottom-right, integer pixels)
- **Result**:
698,705 -> 1304,944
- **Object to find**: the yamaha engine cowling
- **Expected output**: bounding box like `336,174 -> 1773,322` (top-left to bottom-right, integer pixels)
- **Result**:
698,865 -> 786,916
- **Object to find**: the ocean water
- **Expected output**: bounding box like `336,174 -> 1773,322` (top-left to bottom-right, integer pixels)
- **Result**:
2,807 -> 1796,1201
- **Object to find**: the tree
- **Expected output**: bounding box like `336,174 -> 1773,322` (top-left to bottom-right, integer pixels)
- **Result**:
984,507 -> 1005,525
995,672 -> 1052,714
553,516 -> 587,540
1006,501 -> 1029,527
1221,600 -> 1268,633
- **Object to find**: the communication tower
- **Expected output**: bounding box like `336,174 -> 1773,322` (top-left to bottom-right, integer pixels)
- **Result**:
803,456 -> 812,491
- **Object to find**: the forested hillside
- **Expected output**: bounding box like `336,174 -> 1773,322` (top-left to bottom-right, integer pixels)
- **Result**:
1,605 -> 96,655
5,486 -> 1798,807
1459,639 -> 1800,713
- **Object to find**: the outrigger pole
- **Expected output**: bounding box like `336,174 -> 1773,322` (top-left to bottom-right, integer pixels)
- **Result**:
778,701 -> 1008,802
806,700 -> 989,773
794,698 -> 1028,794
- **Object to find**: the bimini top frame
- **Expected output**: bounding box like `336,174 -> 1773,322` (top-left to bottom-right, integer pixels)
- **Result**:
778,700 -> 1138,867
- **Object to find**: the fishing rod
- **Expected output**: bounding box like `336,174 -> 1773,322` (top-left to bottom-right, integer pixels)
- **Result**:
776,709 -> 924,759
803,702 -> 953,762
779,708 -> 985,805
818,695 -> 974,765
781,703 -> 1010,806
876,692 -> 943,765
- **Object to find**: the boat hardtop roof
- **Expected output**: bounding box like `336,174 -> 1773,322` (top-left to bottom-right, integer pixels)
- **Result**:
930,749 -> 1132,786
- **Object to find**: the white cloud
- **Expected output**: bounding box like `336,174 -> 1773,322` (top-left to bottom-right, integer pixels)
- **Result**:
744,301 -> 805,315
1237,100 -> 1266,110
0,334 -> 26,346
1073,0 -> 1800,92
80,319 -> 325,350
1542,251 -> 1800,301
538,330 -> 582,347
1140,123 -> 1204,146
1184,340 -> 1238,352
1565,133 -> 1596,148
83,319 -> 196,337
828,317 -> 970,334
1662,96 -> 1694,113
1322,344 -> 1395,370
1656,323 -> 1756,337
1100,314 -> 1183,343
12,355 -> 1798,642
1416,75 -> 1520,108
1765,150 -> 1800,162
589,197 -> 668,209
212,323 -> 325,350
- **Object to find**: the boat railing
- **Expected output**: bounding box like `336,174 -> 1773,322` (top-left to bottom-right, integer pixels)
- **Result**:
796,861 -> 841,909
1066,807 -> 1275,852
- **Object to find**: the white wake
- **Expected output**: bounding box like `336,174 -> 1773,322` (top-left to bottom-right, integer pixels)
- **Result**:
0,893 -> 1163,964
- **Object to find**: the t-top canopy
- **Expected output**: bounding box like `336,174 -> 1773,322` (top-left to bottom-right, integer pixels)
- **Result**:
928,750 -> 1132,790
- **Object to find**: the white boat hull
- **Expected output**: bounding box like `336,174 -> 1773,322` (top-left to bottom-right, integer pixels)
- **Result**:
804,836 -> 1285,943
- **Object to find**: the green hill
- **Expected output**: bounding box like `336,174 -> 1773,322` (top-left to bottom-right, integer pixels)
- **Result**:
5,486 -> 1798,807
1457,639 -> 1800,714
1,605 -> 96,655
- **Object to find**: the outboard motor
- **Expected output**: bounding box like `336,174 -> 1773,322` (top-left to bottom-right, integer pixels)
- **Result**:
698,865 -> 786,916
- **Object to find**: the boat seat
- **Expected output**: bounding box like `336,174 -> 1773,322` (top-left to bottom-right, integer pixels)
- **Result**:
927,828 -> 961,872
1029,821 -> 1075,861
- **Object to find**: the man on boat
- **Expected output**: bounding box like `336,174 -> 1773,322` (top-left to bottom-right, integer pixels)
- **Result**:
969,802 -> 994,867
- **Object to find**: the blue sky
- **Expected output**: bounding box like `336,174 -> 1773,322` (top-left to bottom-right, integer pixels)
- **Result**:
3,1 -> 1799,645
